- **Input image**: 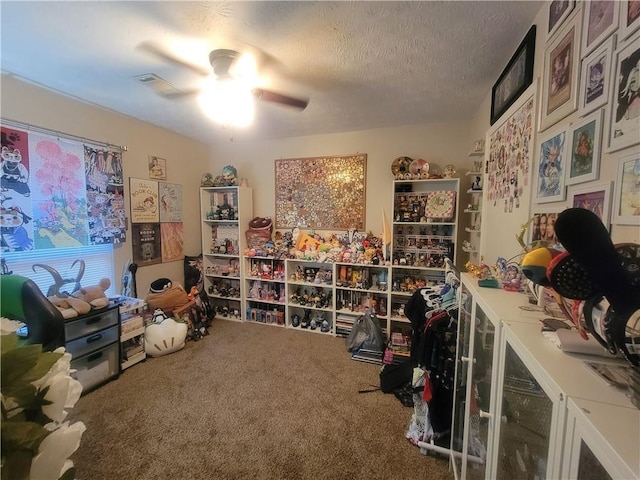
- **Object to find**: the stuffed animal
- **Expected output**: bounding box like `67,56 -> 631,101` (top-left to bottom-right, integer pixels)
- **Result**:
144,309 -> 188,357
48,278 -> 110,319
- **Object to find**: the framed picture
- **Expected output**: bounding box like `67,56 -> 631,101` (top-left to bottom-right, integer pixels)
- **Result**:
613,150 -> 640,225
582,0 -> 619,57
548,0 -> 575,41
541,9 -> 582,132
490,25 -> 536,125
148,155 -> 167,180
608,32 -> 640,152
619,0 -> 640,41
274,153 -> 366,229
566,109 -> 603,185
535,125 -> 568,203
569,181 -> 613,227
530,209 -> 563,245
578,35 -> 616,116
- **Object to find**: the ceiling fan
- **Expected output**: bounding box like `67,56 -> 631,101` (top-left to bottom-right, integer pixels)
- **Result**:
137,42 -> 309,111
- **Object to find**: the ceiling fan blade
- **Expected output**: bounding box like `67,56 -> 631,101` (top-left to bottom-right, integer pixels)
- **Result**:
158,89 -> 200,99
137,41 -> 210,77
252,88 -> 308,110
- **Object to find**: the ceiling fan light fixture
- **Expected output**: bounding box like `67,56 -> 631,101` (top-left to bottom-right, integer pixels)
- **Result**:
199,76 -> 254,128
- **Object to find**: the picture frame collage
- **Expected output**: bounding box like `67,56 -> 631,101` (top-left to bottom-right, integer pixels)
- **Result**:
528,0 -> 640,230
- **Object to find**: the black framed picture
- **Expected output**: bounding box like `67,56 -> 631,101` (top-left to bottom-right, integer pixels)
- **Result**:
490,25 -> 537,125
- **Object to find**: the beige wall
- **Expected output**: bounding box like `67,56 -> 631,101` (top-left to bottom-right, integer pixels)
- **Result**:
209,122 -> 473,240
1,74 -> 211,296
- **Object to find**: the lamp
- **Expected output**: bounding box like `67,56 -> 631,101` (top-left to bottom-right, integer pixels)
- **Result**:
199,76 -> 255,127
199,52 -> 258,127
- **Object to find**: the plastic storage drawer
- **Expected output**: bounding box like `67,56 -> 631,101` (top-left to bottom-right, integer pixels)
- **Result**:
65,324 -> 119,359
71,342 -> 119,392
64,306 -> 119,341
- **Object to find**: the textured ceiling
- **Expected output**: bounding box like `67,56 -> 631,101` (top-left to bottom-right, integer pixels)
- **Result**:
0,1 -> 543,145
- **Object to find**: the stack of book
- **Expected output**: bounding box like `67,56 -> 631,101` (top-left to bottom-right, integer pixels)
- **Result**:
351,348 -> 383,364
390,331 -> 411,358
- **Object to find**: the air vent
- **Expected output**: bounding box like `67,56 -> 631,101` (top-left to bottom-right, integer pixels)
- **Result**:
134,73 -> 181,95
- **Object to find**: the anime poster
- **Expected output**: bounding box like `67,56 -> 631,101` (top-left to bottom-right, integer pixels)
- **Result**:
129,178 -> 159,223
160,222 -> 184,262
0,126 -> 35,252
28,132 -> 89,248
85,145 -> 126,244
159,182 -> 183,223
536,130 -> 567,203
131,222 -> 162,266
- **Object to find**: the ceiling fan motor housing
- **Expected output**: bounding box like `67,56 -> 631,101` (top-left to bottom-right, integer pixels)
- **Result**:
209,49 -> 238,78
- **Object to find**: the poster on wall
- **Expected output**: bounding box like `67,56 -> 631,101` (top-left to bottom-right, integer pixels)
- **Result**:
482,82 -> 537,264
0,126 -> 35,252
274,153 -> 366,229
159,182 -> 183,223
28,132 -> 89,249
131,222 -> 162,266
84,145 -> 126,244
487,92 -> 535,213
129,177 -> 159,223
160,222 -> 184,262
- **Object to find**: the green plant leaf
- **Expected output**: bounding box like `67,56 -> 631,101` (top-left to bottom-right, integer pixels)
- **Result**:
1,345 -> 42,390
1,448 -> 33,480
0,333 -> 19,353
1,420 -> 49,452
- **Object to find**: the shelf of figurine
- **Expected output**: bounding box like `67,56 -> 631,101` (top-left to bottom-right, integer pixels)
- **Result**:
245,303 -> 286,327
206,280 -> 241,301
213,303 -> 242,321
246,257 -> 286,283
207,237 -> 240,257
287,263 -> 334,287
333,263 -> 389,291
462,240 -> 478,253
287,284 -> 333,310
388,299 -> 411,323
202,189 -> 239,221
464,203 -> 481,214
204,258 -> 241,279
390,269 -> 445,294
246,279 -> 285,305
288,308 -> 333,334
335,290 -> 388,319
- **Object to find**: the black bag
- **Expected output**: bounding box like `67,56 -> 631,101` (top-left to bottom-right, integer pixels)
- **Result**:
379,360 -> 412,393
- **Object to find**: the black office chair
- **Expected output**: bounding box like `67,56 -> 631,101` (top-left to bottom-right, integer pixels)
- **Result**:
0,274 -> 65,351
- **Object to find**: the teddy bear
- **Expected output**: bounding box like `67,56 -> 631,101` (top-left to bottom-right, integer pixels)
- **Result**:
48,278 -> 111,319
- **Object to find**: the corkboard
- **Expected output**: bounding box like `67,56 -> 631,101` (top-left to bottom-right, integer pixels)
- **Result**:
274,153 -> 366,229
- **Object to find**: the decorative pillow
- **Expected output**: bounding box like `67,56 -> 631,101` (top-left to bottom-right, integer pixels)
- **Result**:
144,313 -> 188,357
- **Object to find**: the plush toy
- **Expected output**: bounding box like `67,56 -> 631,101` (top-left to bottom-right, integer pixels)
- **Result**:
48,278 -> 111,319
144,309 -> 188,357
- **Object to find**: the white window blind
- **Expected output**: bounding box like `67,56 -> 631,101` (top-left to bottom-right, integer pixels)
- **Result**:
1,245 -> 115,297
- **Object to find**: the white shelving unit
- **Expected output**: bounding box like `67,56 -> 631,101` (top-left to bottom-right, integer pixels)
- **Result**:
390,177 -> 460,332
200,186 -> 253,321
118,297 -> 147,370
244,256 -> 286,326
464,152 -> 483,262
